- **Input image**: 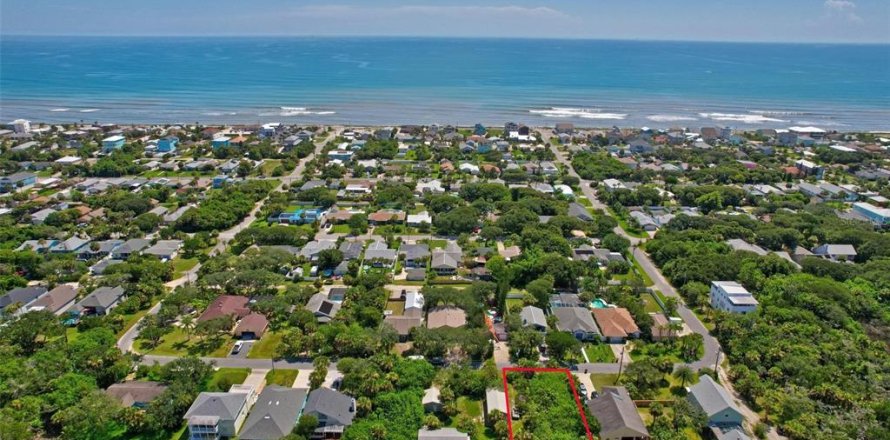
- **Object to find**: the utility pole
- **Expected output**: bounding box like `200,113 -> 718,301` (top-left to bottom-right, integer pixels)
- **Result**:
714,345 -> 722,372
615,345 -> 626,384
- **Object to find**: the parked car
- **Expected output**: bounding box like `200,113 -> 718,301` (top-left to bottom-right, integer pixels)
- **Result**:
231,341 -> 244,355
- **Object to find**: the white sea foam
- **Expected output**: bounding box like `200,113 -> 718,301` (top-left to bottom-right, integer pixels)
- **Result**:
698,112 -> 786,123
49,108 -> 70,112
529,107 -> 627,120
79,108 -> 100,113
646,114 -> 698,122
750,110 -> 811,116
278,106 -> 336,116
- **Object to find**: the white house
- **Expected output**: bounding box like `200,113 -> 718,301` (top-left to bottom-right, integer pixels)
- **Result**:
710,281 -> 758,314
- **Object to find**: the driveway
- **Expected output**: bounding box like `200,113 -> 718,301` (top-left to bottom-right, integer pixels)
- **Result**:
291,369 -> 313,389
227,340 -> 255,359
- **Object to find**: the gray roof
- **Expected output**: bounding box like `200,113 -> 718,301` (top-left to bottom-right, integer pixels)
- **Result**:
688,375 -> 739,418
106,381 -> 168,407
239,386 -> 307,440
143,240 -> 182,257
303,388 -> 355,427
339,241 -> 363,260
812,244 -> 857,257
77,286 -> 125,309
399,243 -> 430,260
568,203 -> 594,221
51,236 -> 90,253
431,250 -> 459,269
114,238 -> 151,255
519,305 -> 548,329
27,285 -> 77,313
587,387 -> 649,438
0,286 -> 48,309
364,242 -> 397,261
712,426 -> 752,440
553,307 -> 600,334
725,239 -> 768,256
306,293 -> 341,321
418,427 -> 471,440
184,392 -> 248,422
90,259 -> 124,275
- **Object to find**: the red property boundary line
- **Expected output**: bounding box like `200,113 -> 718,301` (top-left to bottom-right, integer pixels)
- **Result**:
501,367 -> 594,440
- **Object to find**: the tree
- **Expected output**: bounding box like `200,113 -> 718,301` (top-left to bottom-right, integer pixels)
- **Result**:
508,329 -> 543,361
317,249 -> 344,270
602,233 -> 630,254
663,297 -> 679,317
673,365 -> 696,388
181,315 -> 196,341
310,356 -> 329,389
347,214 -> 369,234
545,331 -> 580,361
51,391 -> 123,440
526,276 -> 554,309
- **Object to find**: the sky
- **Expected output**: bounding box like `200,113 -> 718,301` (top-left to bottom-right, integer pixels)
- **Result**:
2,0 -> 889,43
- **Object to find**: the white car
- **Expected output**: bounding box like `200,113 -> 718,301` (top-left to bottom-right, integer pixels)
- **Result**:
231,341 -> 244,355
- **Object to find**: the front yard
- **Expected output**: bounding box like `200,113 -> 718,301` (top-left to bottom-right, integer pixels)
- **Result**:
247,331 -> 284,359
583,343 -> 616,363
140,327 -> 234,358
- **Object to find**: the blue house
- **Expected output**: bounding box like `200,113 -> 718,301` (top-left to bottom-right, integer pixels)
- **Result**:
0,172 -> 37,193
212,175 -> 233,188
473,123 -> 487,136
269,208 -> 326,225
211,136 -> 231,149
157,136 -> 179,153
101,135 -> 126,153
477,142 -> 492,154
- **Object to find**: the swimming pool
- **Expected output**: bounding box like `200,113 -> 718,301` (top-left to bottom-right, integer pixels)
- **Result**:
591,299 -> 609,309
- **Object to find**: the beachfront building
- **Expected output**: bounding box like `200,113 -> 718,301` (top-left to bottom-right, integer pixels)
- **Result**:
0,172 -> 37,193
211,136 -> 231,149
102,135 -> 126,153
710,281 -> 758,314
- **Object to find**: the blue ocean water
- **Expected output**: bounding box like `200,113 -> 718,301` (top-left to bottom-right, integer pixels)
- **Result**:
1,36 -> 889,129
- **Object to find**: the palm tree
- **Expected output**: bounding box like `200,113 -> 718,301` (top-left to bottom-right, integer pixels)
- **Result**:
673,365 -> 696,387
181,315 -> 196,341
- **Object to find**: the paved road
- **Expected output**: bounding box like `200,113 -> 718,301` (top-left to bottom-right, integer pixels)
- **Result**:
117,300 -> 163,352
139,354 -> 315,369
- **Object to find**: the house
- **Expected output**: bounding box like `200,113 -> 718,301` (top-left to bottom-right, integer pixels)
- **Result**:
519,305 -> 548,331
0,286 -> 48,315
687,375 -> 745,428
555,123 -> 575,134
427,306 -> 467,329
239,386 -> 307,440
30,208 -> 56,225
233,313 -> 269,340
711,427 -> 753,440
484,389 -> 508,424
78,239 -> 123,260
431,242 -> 462,275
74,286 -> 126,316
628,138 -> 654,154
23,284 -> 77,315
16,239 -> 58,253
795,159 -> 824,178
106,381 -> 168,409
540,161 -> 559,176
300,240 -> 337,261
568,203 -> 594,222
592,308 -> 640,343
422,386 -> 443,413
406,268 -> 426,282
199,295 -> 250,323
587,387 -> 650,440
327,149 -> 353,162
710,281 -> 758,314
368,209 -> 406,225
90,259 -> 124,275
399,243 -> 430,268
50,236 -> 90,254
812,244 -> 857,262
419,428 -> 470,440
112,238 -> 151,259
553,307 -> 601,341
102,135 -> 126,152
184,392 -> 250,440
143,240 -> 182,261
157,136 -> 179,153
499,245 -> 521,261
724,239 -> 767,256
335,241 -> 362,261
852,202 -> 890,226
629,211 -> 658,231
549,293 -> 583,308
416,179 -> 445,195
0,172 -> 37,193
303,388 -> 356,438
306,293 -> 341,323
407,211 -> 432,227
459,163 -> 480,175
211,136 -> 231,149
364,241 -> 397,267
650,313 -> 680,341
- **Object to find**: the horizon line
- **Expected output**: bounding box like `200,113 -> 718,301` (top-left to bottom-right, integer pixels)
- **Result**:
2,33 -> 889,46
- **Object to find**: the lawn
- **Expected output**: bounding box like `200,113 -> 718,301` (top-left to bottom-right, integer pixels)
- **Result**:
444,397 -> 494,440
628,254 -> 655,286
265,369 -> 299,387
113,303 -> 160,339
576,197 -> 593,207
247,331 -> 284,359
589,373 -> 621,393
583,343 -> 616,363
641,293 -> 664,314
330,224 -> 351,234
259,159 -> 282,176
142,328 -> 233,358
630,340 -> 684,364
505,298 -> 524,314
206,367 -> 250,391
171,257 -> 199,279
426,239 -> 447,249
385,300 -> 405,316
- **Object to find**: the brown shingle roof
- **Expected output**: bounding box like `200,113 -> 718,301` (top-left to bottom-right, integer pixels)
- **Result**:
592,308 -> 639,338
234,313 -> 269,337
427,306 -> 467,329
198,295 -> 250,322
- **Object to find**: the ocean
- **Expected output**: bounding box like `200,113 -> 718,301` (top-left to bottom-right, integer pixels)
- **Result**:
1,36 -> 889,130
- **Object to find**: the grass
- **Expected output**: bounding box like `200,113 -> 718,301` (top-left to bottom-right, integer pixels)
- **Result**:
589,373 -> 621,393
329,224 -> 351,234
142,328 -> 234,358
207,367 -> 250,390
629,340 -> 684,364
113,303 -> 159,339
426,239 -> 447,249
247,331 -> 284,359
171,257 -> 199,279
259,159 -> 282,176
608,208 -> 648,239
641,293 -> 664,314
627,254 -> 654,286
265,369 -> 299,386
385,300 -> 405,316
505,298 -> 524,314
583,343 -> 616,363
